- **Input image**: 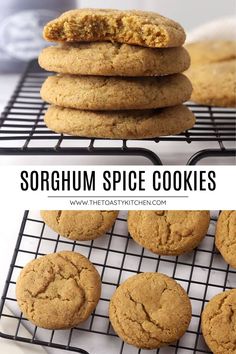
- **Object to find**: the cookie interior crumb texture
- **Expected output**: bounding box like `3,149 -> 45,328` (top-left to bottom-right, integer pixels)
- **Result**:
43,9 -> 186,48
109,272 -> 192,349
16,251 -> 101,329
201,289 -> 236,354
40,210 -> 118,241
128,210 -> 210,255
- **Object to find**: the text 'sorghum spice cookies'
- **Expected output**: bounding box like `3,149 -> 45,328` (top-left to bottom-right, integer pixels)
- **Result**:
109,272 -> 192,349
41,73 -> 192,110
16,251 -> 101,329
215,210 -> 236,268
128,210 -> 210,255
186,40 -> 236,107
40,8 -> 195,139
44,105 -> 195,139
201,289 -> 236,354
41,210 -> 118,241
39,43 -> 190,77
43,9 -> 186,48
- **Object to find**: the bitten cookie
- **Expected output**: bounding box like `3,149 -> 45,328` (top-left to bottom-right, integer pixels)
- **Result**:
186,40 -> 236,66
43,9 -> 186,48
201,289 -> 236,354
44,105 -> 195,139
109,272 -> 192,349
16,251 -> 101,329
215,210 -> 236,268
186,59 -> 236,107
40,210 -> 118,241
41,73 -> 192,110
39,42 -> 190,77
128,211 -> 210,255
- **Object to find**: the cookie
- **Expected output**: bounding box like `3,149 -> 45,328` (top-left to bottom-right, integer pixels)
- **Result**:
186,40 -> 236,66
43,9 -> 186,48
128,211 -> 210,255
215,210 -> 236,268
16,251 -> 101,329
44,104 -> 195,139
186,59 -> 236,107
41,74 -> 192,110
39,42 -> 190,77
109,272 -> 191,349
40,210 -> 118,241
201,289 -> 236,354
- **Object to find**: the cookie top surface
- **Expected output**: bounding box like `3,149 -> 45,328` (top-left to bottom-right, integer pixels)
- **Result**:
43,8 -> 186,48
39,42 -> 190,76
44,104 -> 195,139
202,289 -> 236,354
40,210 -> 118,241
41,74 -> 192,110
186,40 -> 236,66
215,210 -> 236,268
186,59 -> 236,107
109,272 -> 191,349
128,211 -> 210,255
16,251 -> 101,329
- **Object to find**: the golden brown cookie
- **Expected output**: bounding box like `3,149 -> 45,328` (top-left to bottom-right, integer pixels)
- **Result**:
16,251 -> 101,329
41,73 -> 192,110
215,210 -> 236,268
186,59 -> 236,107
109,272 -> 192,349
40,210 -> 118,241
128,211 -> 210,255
201,289 -> 236,354
43,9 -> 186,48
186,40 -> 236,66
39,42 -> 190,76
44,104 -> 195,139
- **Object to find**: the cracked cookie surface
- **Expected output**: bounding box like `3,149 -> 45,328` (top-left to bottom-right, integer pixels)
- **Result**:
185,40 -> 236,107
40,210 -> 118,241
215,210 -> 236,268
39,42 -> 190,76
128,211 -> 210,255
186,59 -> 236,107
201,289 -> 236,354
185,40 -> 236,66
44,105 -> 195,139
43,9 -> 186,48
16,251 -> 101,329
109,272 -> 191,349
41,73 -> 192,111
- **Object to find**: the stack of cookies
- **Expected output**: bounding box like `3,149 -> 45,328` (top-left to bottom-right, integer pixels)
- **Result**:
39,8 -> 195,139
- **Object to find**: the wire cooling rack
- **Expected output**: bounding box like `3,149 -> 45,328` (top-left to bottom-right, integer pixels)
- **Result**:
0,60 -> 235,165
0,210 -> 235,354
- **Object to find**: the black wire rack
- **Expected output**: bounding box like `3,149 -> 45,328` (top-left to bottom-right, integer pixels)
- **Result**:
0,60 -> 235,165
0,210 -> 235,353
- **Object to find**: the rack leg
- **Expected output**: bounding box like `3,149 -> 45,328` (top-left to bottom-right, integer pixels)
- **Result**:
187,149 -> 236,165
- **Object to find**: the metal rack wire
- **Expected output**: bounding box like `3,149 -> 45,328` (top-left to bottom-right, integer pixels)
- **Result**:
0,60 -> 235,165
0,211 -> 235,353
